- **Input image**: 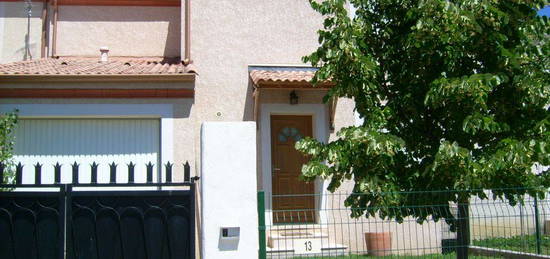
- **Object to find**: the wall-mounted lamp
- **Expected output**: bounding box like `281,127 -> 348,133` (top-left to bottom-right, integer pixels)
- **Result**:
290,90 -> 299,105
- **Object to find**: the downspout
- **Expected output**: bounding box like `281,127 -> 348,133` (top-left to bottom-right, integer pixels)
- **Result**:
183,0 -> 191,64
40,0 -> 49,58
24,0 -> 33,60
51,0 -> 58,57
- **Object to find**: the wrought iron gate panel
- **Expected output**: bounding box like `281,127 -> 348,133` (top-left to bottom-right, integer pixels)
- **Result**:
67,190 -> 194,259
0,192 -> 64,259
0,161 -> 196,259
0,184 -> 195,259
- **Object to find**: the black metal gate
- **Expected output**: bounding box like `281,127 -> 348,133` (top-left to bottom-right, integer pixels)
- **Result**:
0,162 -> 197,259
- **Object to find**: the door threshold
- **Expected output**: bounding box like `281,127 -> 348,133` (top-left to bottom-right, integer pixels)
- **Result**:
270,223 -> 323,230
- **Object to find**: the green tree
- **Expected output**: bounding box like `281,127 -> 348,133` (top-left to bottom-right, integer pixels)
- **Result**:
0,111 -> 18,185
298,0 -> 550,224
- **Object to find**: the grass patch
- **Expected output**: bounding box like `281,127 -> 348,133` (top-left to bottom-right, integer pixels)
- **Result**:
291,235 -> 550,258
472,234 -> 550,255
293,253 -> 494,259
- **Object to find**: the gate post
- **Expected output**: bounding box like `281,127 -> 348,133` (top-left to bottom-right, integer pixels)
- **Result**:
65,184 -> 73,259
457,200 -> 470,259
534,196 -> 542,254
200,122 -> 258,259
59,185 -> 67,259
258,191 -> 267,259
190,182 -> 197,259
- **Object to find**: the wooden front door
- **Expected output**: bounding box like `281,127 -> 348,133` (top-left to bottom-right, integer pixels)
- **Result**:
271,115 -> 315,224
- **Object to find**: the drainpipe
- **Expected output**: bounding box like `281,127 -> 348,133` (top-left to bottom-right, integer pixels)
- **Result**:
183,0 -> 191,64
24,0 -> 33,60
40,0 -> 49,58
51,0 -> 58,57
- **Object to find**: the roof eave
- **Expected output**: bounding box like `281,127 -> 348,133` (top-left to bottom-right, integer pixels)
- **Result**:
254,81 -> 334,89
0,73 -> 196,83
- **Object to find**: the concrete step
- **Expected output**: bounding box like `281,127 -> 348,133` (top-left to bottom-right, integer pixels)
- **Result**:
267,243 -> 347,259
269,224 -> 326,232
268,230 -> 328,249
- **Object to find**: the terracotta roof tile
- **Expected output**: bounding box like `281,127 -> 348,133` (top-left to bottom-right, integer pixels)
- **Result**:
249,66 -> 332,88
0,57 -> 196,75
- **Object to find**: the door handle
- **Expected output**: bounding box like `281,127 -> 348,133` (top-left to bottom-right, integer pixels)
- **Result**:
273,168 -> 281,172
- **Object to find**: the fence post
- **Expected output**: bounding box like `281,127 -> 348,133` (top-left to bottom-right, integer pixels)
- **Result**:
54,163 -> 62,184
59,184 -> 67,259
0,162 -> 4,184
34,163 -> 42,184
165,162 -> 173,183
190,182 -> 196,259
65,184 -> 73,259
16,162 -> 23,185
534,196 -> 542,254
91,162 -> 98,184
72,162 -> 79,184
457,200 -> 470,259
109,162 -> 117,183
184,162 -> 191,182
127,162 -> 135,183
258,191 -> 267,259
146,162 -> 154,183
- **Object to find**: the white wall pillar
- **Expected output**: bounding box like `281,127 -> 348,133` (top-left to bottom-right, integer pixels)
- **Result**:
200,122 -> 258,259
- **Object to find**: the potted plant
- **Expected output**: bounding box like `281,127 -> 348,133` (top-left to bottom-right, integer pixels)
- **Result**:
365,232 -> 392,256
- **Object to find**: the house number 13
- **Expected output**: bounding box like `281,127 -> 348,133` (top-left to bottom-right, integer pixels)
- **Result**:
294,238 -> 320,254
304,241 -> 312,251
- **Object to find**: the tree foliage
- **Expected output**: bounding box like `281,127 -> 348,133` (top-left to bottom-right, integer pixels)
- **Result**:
298,0 -> 550,224
0,111 -> 18,185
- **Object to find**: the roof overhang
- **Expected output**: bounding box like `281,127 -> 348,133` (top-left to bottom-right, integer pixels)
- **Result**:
0,73 -> 196,83
0,88 -> 194,99
253,81 -> 334,90
249,66 -> 337,131
57,0 -> 180,6
249,65 -> 333,89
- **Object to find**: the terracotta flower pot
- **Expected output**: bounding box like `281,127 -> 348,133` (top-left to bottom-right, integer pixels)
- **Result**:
365,232 -> 392,256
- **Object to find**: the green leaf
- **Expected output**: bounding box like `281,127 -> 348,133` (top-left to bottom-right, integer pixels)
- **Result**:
300,0 -> 550,225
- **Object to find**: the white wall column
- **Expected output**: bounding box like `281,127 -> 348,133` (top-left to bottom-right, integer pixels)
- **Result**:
200,122 -> 258,259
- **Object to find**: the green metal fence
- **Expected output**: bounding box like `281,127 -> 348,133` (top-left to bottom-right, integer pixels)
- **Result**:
258,189 -> 550,259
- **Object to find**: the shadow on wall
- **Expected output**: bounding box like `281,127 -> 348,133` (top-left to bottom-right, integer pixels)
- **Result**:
17,36 -> 37,60
2,1 -> 43,61
1,1 -> 43,18
164,14 -> 179,58
242,79 -> 255,121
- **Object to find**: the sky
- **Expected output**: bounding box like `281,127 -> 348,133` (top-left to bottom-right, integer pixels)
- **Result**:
539,6 -> 550,16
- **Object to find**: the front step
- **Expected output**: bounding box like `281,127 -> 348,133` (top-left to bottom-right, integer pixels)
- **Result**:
268,229 -> 328,249
266,226 -> 347,258
267,244 -> 348,259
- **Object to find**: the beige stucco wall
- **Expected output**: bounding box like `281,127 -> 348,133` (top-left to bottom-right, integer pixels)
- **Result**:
190,0 -> 325,121
56,6 -> 180,57
188,0 -> 353,164
0,2 -> 43,63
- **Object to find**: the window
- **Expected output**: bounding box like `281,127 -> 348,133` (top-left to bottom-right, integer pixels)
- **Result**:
278,127 -> 303,143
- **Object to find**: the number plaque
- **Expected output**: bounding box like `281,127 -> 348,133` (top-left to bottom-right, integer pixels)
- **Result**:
293,239 -> 321,254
